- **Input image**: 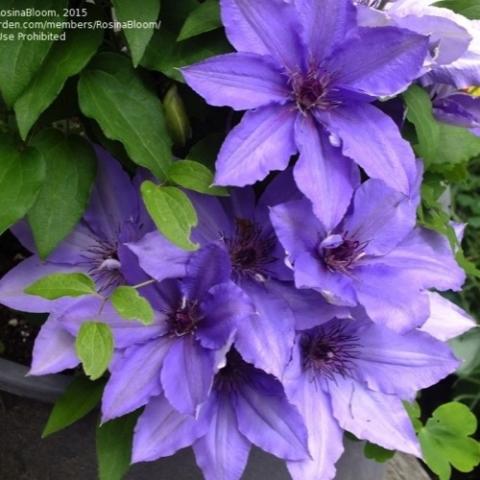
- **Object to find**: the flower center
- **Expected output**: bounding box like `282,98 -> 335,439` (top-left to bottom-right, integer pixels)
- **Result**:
214,349 -> 250,393
301,323 -> 359,380
225,218 -> 277,281
291,70 -> 333,113
168,298 -> 202,337
321,235 -> 366,274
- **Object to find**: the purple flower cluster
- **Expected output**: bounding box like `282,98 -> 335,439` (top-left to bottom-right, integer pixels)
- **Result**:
0,1 -> 478,480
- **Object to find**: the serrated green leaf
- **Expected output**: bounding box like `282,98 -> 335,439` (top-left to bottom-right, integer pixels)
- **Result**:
0,135 -> 45,235
112,0 -> 161,66
76,322 -> 114,381
419,402 -> 480,480
97,412 -> 138,480
168,160 -> 228,196
43,376 -> 104,437
111,286 -> 154,325
28,130 -> 97,259
141,181 -> 198,251
435,0 -> 480,18
0,0 -> 67,106
78,53 -> 172,180
363,442 -> 395,463
177,0 -> 221,41
25,272 -> 96,300
14,15 -> 102,140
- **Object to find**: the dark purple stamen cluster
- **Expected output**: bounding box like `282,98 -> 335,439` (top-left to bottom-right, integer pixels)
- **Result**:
301,323 -> 360,381
322,238 -> 366,274
290,69 -> 336,113
225,218 -> 277,281
168,299 -> 203,337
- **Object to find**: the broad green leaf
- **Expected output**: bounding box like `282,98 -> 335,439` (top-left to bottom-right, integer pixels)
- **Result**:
111,286 -> 154,325
419,402 -> 480,480
163,85 -> 191,146
451,328 -> 480,377
76,322 -> 114,381
0,135 -> 45,235
25,272 -> 96,299
177,0 -> 221,41
141,181 -> 198,251
433,123 -> 480,166
78,53 -> 172,180
14,22 -> 103,139
97,412 -> 139,480
188,133 -> 225,169
168,160 -> 228,196
363,443 -> 395,463
43,376 -> 105,437
112,0 -> 161,66
141,28 -> 231,82
28,130 -> 97,259
435,0 -> 480,18
0,0 -> 67,106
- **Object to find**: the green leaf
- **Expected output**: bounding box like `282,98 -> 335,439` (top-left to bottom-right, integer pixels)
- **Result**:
177,0 -> 221,41
0,0 -> 67,106
141,181 -> 198,251
188,133 -> 225,169
168,160 -> 228,196
435,0 -> 480,18
43,376 -> 105,437
78,53 -> 172,180
159,0 -> 199,32
27,130 -> 97,259
0,135 -> 45,235
111,286 -> 154,325
163,85 -> 191,146
404,400 -> 423,433
25,272 -> 96,300
112,0 -> 161,66
14,20 -> 103,140
363,442 -> 395,463
433,123 -> 480,166
141,29 -> 231,82
96,412 -> 138,480
76,322 -> 114,381
419,402 -> 480,480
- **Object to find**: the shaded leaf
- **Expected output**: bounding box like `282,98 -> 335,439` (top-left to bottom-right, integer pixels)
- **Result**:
177,0 -> 221,41
364,442 -> 395,463
163,85 -> 191,146
435,0 -> 480,18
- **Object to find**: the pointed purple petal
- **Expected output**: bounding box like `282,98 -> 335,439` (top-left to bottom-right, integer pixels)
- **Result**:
214,105 -> 297,187
220,0 -> 304,72
294,115 -> 359,231
102,338 -> 171,421
132,394 -> 207,463
328,377 -> 421,456
326,27 -> 428,97
193,393 -> 251,480
318,103 -> 417,195
182,53 -> 289,110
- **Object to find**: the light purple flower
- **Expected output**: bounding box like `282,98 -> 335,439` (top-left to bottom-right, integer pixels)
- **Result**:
0,146 -> 152,314
283,313 -> 460,479
182,0 -> 428,204
132,349 -> 309,480
270,179 -> 465,332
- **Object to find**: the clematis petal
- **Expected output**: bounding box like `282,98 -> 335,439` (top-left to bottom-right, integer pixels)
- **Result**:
326,27 -> 428,97
193,392 -> 251,480
294,115 -> 359,232
29,315 -> 79,375
341,178 -> 416,256
220,0 -> 304,72
197,282 -> 253,350
234,281 -> 295,378
353,264 -> 430,332
214,105 -> 297,187
421,292 -> 476,341
132,394 -> 208,463
182,53 -> 289,111
102,338 -> 171,421
234,370 -> 309,461
161,336 -> 219,416
328,377 -> 421,457
286,377 -> 344,480
317,103 -> 417,196
294,0 -> 356,64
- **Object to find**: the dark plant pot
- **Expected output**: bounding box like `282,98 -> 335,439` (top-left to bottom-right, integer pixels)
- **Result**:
0,357 -> 387,480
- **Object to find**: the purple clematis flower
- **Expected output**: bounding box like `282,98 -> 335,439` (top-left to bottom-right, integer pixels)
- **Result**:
270,178 -> 465,332
181,0 -> 428,203
282,313 -> 461,480
132,349 -> 309,480
0,146 -> 152,314
128,173 -> 343,379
